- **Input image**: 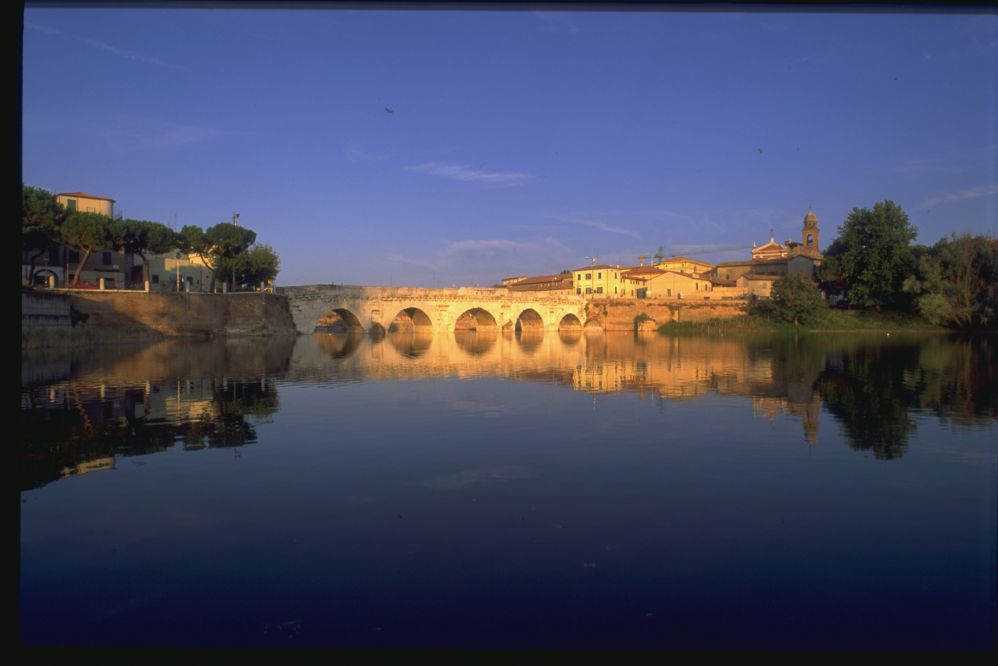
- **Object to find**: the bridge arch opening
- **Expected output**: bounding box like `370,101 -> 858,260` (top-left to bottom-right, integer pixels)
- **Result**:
454,308 -> 498,332
388,307 -> 433,333
315,308 -> 365,333
515,308 -> 544,333
558,313 -> 582,331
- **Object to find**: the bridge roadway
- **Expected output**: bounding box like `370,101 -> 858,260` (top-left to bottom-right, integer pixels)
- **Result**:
279,284 -> 588,335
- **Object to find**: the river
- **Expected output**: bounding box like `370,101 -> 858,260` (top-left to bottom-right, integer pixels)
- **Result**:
19,330 -> 997,649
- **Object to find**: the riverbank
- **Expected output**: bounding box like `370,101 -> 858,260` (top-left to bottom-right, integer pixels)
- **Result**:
21,289 -> 297,350
658,309 -> 948,336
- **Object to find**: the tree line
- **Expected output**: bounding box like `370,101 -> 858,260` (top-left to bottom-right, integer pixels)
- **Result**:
754,199 -> 997,330
22,186 -> 280,291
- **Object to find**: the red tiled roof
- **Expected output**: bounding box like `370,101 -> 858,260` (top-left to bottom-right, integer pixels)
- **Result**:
56,192 -> 115,202
516,273 -> 566,285
622,266 -> 664,276
572,264 -> 615,271
661,256 -> 713,265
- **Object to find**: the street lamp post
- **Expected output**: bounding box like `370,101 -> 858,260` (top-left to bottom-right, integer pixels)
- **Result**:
176,251 -> 182,292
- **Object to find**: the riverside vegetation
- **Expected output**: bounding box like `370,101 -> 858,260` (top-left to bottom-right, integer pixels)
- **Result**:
664,200 -> 996,334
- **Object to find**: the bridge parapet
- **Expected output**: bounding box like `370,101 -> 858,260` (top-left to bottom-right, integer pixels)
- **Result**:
281,284 -> 586,334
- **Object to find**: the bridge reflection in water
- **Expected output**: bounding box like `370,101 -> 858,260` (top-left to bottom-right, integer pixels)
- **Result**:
298,328 -> 823,443
24,331 -> 993,492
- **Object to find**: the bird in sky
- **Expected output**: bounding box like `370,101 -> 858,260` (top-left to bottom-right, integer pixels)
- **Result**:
385,107 -> 394,114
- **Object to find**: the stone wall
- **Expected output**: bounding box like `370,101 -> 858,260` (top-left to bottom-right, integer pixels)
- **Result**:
23,289 -> 296,343
22,290 -> 72,328
585,298 -> 748,331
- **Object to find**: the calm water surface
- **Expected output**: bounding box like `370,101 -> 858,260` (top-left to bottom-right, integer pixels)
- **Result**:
20,331 -> 997,649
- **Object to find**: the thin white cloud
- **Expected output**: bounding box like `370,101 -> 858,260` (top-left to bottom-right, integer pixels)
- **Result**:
385,254 -> 445,271
669,243 -> 754,256
25,21 -> 61,36
443,239 -> 538,257
919,184 -> 998,209
102,119 -> 227,153
345,146 -> 383,163
72,35 -> 170,67
562,217 -> 640,239
406,162 -> 532,187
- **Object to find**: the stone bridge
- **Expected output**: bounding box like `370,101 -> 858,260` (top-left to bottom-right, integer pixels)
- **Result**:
279,284 -> 589,335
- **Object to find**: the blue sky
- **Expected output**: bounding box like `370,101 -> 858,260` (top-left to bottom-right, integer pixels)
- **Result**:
22,7 -> 997,287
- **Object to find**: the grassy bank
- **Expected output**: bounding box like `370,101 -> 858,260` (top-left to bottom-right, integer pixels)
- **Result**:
659,309 -> 942,336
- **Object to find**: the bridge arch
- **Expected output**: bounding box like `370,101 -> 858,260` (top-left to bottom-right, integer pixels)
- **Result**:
558,313 -> 582,331
514,308 -> 544,333
454,307 -> 498,332
315,308 -> 365,333
388,307 -> 433,333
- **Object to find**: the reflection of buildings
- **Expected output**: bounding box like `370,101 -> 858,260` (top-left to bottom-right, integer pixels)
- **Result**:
753,395 -> 821,444
21,368 -> 279,491
291,331 -> 823,443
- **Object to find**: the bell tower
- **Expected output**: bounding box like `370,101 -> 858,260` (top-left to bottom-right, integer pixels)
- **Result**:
802,210 -> 819,257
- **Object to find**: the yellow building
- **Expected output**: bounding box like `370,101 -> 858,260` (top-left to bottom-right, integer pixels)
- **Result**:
655,256 -> 714,276
146,251 -> 213,292
55,191 -> 115,218
622,267 -> 714,299
572,264 -> 626,297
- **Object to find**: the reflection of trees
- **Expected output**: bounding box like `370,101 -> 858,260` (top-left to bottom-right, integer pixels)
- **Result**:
909,335 -> 997,426
21,378 -> 280,490
816,342 -> 921,460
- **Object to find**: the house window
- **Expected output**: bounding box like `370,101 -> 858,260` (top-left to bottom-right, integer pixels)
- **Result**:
596,286 -> 603,294
66,199 -> 77,211
614,287 -> 617,294
597,272 -> 602,279
585,287 -> 592,294
152,274 -> 159,284
102,251 -> 112,265
577,274 -> 581,282
667,289 -> 672,296
585,273 -> 591,280
576,287 -> 581,295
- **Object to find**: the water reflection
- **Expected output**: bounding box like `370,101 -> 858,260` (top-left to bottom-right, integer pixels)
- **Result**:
21,332 -> 997,489
20,337 -> 290,490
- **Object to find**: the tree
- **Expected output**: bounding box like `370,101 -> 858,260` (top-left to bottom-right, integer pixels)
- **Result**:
904,234 -> 997,328
60,212 -> 112,287
767,274 -> 827,324
206,223 -> 256,291
233,244 -> 280,289
111,219 -> 179,287
22,186 -> 66,284
818,200 -> 918,310
179,223 -> 256,291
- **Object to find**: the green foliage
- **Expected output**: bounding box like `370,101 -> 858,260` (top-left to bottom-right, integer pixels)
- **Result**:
22,187 -> 66,281
819,200 -> 918,310
179,225 -> 212,267
110,219 -> 180,284
60,212 -> 112,286
235,244 -> 280,287
904,234 -> 997,329
767,275 -> 827,324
